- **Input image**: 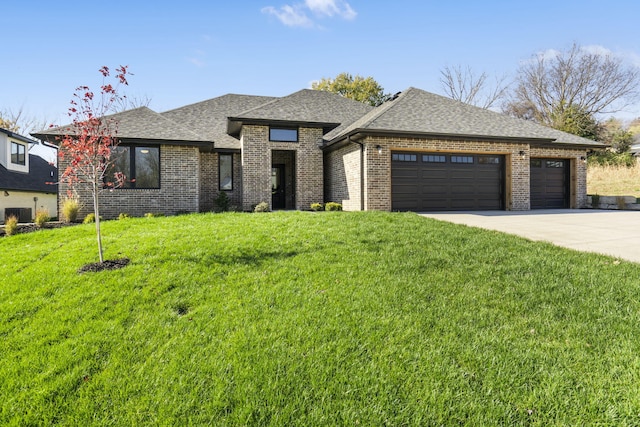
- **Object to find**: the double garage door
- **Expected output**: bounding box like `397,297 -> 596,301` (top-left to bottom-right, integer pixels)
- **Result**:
391,152 -> 569,211
392,152 -> 505,211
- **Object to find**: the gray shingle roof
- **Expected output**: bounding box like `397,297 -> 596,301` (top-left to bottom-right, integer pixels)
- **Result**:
228,89 -> 373,136
33,107 -> 210,145
326,87 -> 605,147
162,94 -> 277,150
0,154 -> 57,193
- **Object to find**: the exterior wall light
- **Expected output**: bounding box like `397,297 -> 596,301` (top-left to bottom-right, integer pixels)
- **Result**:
518,150 -> 526,158
376,145 -> 382,154
580,156 -> 587,162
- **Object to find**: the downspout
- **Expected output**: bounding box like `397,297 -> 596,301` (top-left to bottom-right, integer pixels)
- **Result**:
348,136 -> 365,211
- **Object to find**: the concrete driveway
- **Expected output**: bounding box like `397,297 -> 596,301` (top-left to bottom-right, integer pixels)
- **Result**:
420,209 -> 640,264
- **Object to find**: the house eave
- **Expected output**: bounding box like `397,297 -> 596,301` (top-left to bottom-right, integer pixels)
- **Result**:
326,128 -> 606,150
227,117 -> 341,138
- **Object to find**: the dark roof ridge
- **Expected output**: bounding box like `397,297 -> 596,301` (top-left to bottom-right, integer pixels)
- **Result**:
161,93 -> 277,114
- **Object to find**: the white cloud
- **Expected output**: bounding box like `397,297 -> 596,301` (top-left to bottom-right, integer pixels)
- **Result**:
305,0 -> 357,20
262,0 -> 356,28
581,44 -> 612,56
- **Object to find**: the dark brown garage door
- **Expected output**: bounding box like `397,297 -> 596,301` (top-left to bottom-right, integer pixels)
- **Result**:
392,152 -> 505,211
530,158 -> 569,209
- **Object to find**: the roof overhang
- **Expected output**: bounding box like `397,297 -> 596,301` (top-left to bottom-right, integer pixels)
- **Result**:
31,133 -> 215,151
325,128 -> 606,151
227,117 -> 341,138
2,128 -> 39,145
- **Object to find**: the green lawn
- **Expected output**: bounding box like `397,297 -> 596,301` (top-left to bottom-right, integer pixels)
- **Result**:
1,211 -> 640,426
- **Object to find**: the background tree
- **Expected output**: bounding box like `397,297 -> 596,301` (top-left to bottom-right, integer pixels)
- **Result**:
504,43 -> 640,128
58,65 -> 131,263
549,103 -> 601,140
312,72 -> 389,106
599,118 -> 635,153
0,107 -> 49,134
439,65 -> 509,109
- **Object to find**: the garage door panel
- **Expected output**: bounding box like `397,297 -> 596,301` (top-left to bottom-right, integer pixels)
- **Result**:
392,152 -> 504,211
392,169 -> 419,179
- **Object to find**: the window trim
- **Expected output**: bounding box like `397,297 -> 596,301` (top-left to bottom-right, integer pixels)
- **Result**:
107,145 -> 161,189
269,127 -> 298,142
10,141 -> 26,166
219,153 -> 233,191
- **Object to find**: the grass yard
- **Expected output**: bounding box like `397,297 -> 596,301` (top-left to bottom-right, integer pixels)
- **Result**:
1,211 -> 640,426
588,162 -> 640,197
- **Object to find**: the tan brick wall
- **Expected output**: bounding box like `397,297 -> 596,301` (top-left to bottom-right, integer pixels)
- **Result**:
326,135 -> 588,211
200,152 -> 242,212
294,127 -> 323,209
241,125 -> 323,210
241,125 -> 271,210
324,142 -> 362,211
58,144 -> 200,219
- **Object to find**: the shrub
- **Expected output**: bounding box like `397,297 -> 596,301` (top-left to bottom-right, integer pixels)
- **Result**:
590,194 -> 600,208
588,151 -> 635,167
310,203 -> 324,211
34,209 -> 50,228
83,213 -> 96,224
325,202 -> 343,211
253,202 -> 270,213
214,191 -> 231,213
118,213 -> 131,220
144,212 -> 164,218
4,215 -> 18,236
61,198 -> 80,223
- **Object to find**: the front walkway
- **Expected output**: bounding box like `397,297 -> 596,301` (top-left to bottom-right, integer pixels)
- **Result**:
420,209 -> 640,264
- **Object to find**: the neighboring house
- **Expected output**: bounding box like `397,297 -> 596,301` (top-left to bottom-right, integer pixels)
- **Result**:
33,87 -> 605,219
0,128 -> 58,223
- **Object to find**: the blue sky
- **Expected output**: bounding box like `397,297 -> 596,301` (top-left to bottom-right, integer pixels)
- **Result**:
4,0 -> 640,141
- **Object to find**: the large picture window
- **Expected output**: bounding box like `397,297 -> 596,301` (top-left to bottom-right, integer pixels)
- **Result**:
108,146 -> 160,189
11,142 -> 26,165
269,127 -> 298,142
219,153 -> 233,190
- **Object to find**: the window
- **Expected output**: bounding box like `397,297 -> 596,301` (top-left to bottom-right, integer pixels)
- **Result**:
546,160 -> 564,168
269,128 -> 298,142
478,156 -> 501,164
451,155 -> 474,164
530,159 -> 542,168
392,153 -> 417,162
219,154 -> 233,190
11,142 -> 26,165
422,154 -> 446,163
108,146 -> 160,189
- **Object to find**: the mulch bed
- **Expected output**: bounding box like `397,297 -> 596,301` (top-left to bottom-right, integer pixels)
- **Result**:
0,221 -> 78,236
77,257 -> 130,274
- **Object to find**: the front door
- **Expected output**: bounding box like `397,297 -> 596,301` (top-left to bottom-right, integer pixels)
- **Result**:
272,164 -> 286,210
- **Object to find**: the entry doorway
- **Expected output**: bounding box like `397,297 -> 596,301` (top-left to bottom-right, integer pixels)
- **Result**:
271,150 -> 296,210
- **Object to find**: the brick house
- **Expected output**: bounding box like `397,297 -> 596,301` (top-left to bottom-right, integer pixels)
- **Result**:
33,87 -> 604,218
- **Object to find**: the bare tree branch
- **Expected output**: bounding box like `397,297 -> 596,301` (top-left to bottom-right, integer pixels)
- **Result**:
504,43 -> 640,125
439,65 -> 510,109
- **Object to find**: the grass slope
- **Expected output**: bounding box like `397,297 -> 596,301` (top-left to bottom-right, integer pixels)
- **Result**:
1,212 -> 640,426
588,162 -> 640,197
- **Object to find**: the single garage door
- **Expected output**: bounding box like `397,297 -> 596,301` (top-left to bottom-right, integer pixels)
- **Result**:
530,158 -> 569,209
392,152 -> 505,211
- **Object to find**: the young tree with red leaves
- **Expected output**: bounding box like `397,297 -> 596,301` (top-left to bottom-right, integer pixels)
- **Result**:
57,65 -> 131,263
